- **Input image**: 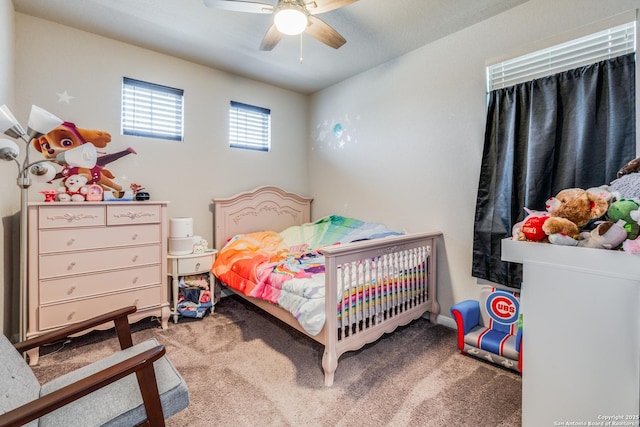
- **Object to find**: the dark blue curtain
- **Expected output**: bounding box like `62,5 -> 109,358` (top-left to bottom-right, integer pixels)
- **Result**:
472,53 -> 636,288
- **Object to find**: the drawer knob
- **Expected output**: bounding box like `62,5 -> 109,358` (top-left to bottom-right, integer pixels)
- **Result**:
67,311 -> 76,321
195,262 -> 201,270
133,298 -> 140,306
67,261 -> 76,271
67,238 -> 76,246
132,255 -> 138,262
67,286 -> 76,295
132,233 -> 139,240
132,276 -> 139,284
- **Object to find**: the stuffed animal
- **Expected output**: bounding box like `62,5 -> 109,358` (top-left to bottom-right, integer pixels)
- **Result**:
607,198 -> 640,240
542,188 -> 610,244
586,186 -> 613,204
520,214 -> 549,242
609,157 -> 640,201
617,157 -> 640,178
631,208 -> 640,225
57,174 -> 89,202
32,121 -> 135,192
512,208 -> 549,241
576,220 -> 628,249
622,237 -> 640,254
609,174 -> 640,202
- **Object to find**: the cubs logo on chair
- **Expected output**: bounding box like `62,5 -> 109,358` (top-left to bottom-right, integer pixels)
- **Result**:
450,287 -> 522,373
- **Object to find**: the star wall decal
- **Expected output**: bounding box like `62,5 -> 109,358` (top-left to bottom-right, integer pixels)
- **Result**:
56,90 -> 74,104
314,114 -> 360,150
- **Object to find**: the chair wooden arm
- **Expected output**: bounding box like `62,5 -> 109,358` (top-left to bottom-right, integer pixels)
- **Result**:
0,345 -> 166,427
14,306 -> 137,354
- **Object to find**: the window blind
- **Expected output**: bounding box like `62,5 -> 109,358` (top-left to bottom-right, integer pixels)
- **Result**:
229,101 -> 271,152
122,77 -> 184,141
487,21 -> 636,91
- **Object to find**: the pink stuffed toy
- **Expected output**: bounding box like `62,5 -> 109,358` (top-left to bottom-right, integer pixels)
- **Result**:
622,238 -> 640,254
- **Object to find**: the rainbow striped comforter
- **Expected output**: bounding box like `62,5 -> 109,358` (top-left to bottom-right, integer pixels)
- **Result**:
212,215 -> 402,335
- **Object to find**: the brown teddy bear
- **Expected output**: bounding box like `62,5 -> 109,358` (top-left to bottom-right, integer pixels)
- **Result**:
542,188 -> 609,243
617,156 -> 640,178
610,157 -> 640,201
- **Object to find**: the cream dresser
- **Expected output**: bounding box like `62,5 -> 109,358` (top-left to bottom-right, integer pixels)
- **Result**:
27,201 -> 170,364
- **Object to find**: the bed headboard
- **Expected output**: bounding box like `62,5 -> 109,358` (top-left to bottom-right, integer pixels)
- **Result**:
212,186 -> 313,250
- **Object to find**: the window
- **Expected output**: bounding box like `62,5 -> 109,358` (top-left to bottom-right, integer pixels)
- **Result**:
121,77 -> 184,141
229,101 -> 271,152
487,21 -> 636,91
473,21 -> 637,288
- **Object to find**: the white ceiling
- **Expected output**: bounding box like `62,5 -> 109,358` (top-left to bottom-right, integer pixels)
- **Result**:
11,0 -> 529,94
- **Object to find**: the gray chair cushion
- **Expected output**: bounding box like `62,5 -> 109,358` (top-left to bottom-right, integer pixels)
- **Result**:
39,338 -> 190,427
0,334 -> 40,427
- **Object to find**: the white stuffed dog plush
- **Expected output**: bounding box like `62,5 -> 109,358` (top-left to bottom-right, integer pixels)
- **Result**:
58,174 -> 89,202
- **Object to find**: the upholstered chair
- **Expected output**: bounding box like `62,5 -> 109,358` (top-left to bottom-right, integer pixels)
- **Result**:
0,306 -> 189,426
450,286 -> 522,373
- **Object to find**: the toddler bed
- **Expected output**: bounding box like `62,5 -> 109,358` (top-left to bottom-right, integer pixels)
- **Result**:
212,186 -> 441,386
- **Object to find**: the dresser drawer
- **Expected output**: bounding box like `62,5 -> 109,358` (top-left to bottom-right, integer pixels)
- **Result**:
39,244 -> 161,279
171,253 -> 216,275
39,224 -> 162,254
39,265 -> 162,304
107,204 -> 162,225
38,286 -> 162,330
38,205 -> 106,229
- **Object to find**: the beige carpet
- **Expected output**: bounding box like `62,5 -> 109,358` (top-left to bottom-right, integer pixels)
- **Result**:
32,296 -> 522,427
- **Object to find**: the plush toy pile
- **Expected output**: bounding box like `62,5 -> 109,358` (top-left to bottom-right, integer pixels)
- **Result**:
512,157 -> 640,254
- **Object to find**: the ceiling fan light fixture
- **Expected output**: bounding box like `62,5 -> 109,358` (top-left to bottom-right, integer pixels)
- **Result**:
274,5 -> 308,36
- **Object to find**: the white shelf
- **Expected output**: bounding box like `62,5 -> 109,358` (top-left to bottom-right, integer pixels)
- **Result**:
502,239 -> 640,426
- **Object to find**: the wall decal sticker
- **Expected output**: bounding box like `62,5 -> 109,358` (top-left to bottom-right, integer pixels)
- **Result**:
314,114 -> 360,150
56,90 -> 74,104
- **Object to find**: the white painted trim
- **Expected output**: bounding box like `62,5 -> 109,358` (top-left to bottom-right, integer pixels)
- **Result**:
436,314 -> 457,330
421,312 -> 456,329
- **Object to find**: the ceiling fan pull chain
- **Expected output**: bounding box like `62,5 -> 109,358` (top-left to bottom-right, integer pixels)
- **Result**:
299,33 -> 304,64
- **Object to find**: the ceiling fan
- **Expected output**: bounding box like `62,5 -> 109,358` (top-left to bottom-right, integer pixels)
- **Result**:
203,0 -> 358,51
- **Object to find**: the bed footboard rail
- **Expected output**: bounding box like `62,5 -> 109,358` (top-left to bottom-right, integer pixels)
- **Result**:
320,231 -> 441,386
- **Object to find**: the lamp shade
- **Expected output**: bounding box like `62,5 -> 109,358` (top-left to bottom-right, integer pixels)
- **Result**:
27,105 -> 64,139
56,143 -> 97,168
0,138 -> 19,161
0,105 -> 26,139
274,5 -> 307,35
30,162 -> 57,183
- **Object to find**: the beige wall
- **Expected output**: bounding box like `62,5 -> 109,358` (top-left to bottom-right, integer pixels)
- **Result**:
2,0 -> 639,335
1,12 -> 309,338
308,0 -> 640,324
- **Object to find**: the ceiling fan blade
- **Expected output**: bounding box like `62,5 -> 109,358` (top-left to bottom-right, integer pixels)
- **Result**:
203,0 -> 274,14
306,0 -> 358,15
305,15 -> 346,49
260,24 -> 284,51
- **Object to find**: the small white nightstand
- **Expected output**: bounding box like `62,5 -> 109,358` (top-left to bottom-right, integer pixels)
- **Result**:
167,249 -> 217,323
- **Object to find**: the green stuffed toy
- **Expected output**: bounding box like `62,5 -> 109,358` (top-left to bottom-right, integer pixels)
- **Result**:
607,198 -> 640,240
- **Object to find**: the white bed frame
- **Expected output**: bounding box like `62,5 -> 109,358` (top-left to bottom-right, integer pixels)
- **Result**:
213,186 -> 442,386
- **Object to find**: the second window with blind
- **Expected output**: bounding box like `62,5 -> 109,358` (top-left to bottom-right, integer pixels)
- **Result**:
229,101 -> 271,152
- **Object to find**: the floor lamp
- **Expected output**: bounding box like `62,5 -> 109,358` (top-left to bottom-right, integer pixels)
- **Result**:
0,105 -> 97,343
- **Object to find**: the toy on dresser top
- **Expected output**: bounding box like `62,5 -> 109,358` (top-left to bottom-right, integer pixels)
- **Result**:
512,156 -> 640,253
57,174 -> 88,202
32,119 -> 137,202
